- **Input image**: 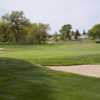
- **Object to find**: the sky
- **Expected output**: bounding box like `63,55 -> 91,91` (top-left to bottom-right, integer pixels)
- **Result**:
0,0 -> 100,33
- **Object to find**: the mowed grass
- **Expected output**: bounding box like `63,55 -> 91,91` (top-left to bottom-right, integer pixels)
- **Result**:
0,58 -> 100,100
0,41 -> 100,100
0,41 -> 100,65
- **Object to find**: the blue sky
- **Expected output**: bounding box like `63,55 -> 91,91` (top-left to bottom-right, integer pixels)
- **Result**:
0,0 -> 100,33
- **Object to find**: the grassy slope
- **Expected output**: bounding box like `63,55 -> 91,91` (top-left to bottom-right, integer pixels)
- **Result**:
0,41 -> 100,65
0,58 -> 100,100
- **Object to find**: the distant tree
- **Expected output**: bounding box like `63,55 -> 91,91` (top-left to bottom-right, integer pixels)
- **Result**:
37,23 -> 50,43
0,21 -> 10,42
60,24 -> 72,40
53,32 -> 59,41
27,23 -> 50,44
74,29 -> 81,40
2,11 -> 30,43
83,30 -> 86,35
0,11 -> 50,44
88,24 -> 100,39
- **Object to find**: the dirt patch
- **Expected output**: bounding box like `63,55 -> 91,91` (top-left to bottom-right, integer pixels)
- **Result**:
49,65 -> 100,78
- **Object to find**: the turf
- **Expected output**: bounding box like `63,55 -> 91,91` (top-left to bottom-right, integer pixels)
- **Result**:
0,41 -> 100,100
0,58 -> 100,100
0,41 -> 100,65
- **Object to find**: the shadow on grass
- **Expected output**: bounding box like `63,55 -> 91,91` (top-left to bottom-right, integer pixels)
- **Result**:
0,57 -> 55,100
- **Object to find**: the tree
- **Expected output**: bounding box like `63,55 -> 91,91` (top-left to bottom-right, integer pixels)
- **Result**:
0,11 -> 50,44
88,24 -> 100,40
37,23 -> 50,43
26,23 -> 50,44
53,32 -> 59,42
0,20 -> 13,42
74,29 -> 81,40
60,24 -> 72,40
83,30 -> 86,35
2,11 -> 30,43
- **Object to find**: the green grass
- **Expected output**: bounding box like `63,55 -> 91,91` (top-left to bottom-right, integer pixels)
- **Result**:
0,41 -> 100,65
0,41 -> 100,100
0,58 -> 100,100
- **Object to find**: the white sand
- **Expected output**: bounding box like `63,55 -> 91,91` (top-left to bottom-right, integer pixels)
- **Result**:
49,65 -> 100,78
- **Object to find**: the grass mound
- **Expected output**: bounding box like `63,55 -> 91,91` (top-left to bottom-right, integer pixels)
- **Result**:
0,58 -> 100,100
0,58 -> 54,100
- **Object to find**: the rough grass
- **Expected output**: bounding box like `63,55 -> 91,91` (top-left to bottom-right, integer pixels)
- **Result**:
0,58 -> 100,100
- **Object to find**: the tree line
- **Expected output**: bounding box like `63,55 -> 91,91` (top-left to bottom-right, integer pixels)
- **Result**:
0,11 -> 50,44
0,11 -> 99,44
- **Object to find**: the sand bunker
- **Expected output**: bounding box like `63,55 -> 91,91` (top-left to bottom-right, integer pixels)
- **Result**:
49,65 -> 100,78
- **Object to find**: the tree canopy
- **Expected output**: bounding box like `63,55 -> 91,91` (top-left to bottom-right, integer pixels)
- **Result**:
0,10 -> 99,44
60,24 -> 72,40
88,24 -> 100,39
0,11 -> 50,44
